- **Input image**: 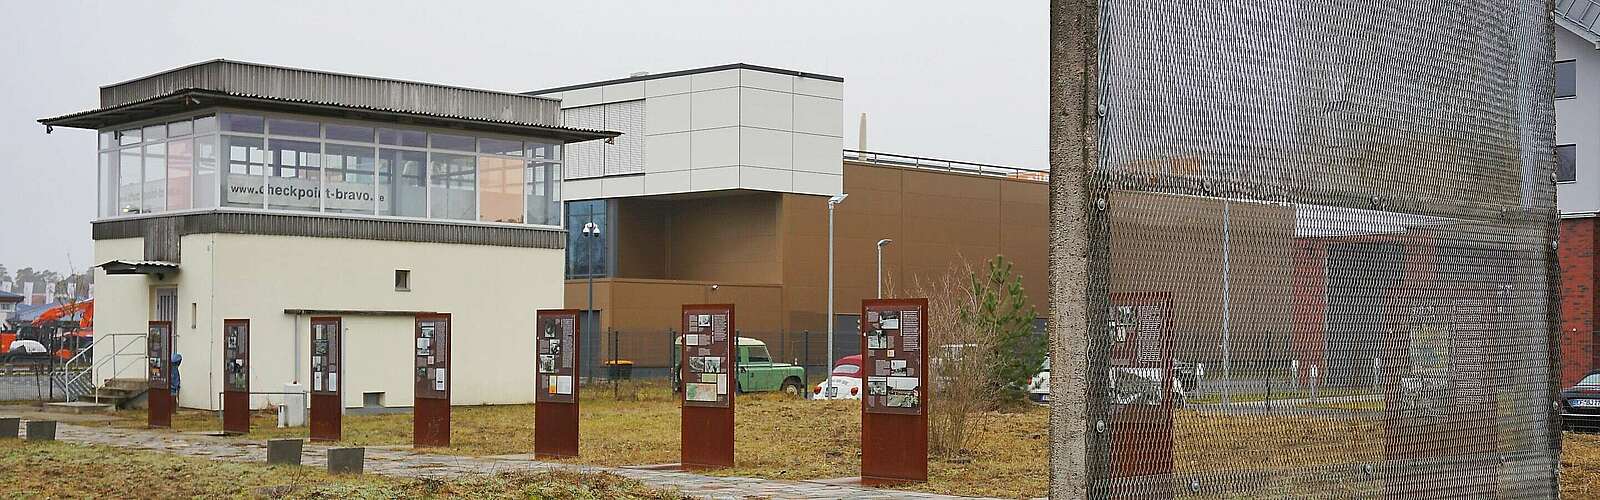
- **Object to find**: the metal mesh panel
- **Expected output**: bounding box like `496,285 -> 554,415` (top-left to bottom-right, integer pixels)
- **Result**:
563,105 -> 605,179
562,101 -> 645,180
1082,1 -> 1558,498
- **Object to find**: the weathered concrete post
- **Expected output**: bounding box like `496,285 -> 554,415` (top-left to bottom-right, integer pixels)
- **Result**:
327,447 -> 365,474
266,438 -> 303,465
1049,0 -> 1101,497
0,417 -> 18,439
25,420 -> 57,441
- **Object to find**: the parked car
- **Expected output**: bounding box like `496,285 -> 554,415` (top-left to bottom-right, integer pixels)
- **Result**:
1029,357 -> 1188,408
671,337 -> 807,397
1561,370 -> 1600,431
812,354 -> 864,400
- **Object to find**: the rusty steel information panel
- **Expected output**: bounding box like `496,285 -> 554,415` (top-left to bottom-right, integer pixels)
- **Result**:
146,320 -> 174,428
222,319 -> 250,435
308,317 -> 342,441
859,298 -> 929,484
414,313 -> 452,447
535,309 -> 580,458
680,304 -> 735,469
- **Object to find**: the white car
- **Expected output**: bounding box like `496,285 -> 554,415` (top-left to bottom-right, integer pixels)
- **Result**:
1027,357 -> 1050,404
812,354 -> 864,400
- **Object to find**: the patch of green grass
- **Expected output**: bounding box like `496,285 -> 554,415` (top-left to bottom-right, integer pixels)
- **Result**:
0,439 -> 683,499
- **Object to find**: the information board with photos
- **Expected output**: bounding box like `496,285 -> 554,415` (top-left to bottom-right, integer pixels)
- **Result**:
223,320 -> 249,392
681,305 -> 734,409
536,310 -> 579,404
414,314 -> 451,400
862,300 -> 927,416
309,319 -> 341,396
147,321 -> 173,390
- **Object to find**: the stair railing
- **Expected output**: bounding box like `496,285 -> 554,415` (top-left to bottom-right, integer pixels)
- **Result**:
59,332 -> 147,403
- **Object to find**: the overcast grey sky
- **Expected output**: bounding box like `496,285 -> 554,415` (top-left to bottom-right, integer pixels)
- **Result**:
0,0 -> 1045,273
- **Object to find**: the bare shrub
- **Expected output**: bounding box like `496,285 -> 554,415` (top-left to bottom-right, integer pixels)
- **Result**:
891,260 -> 991,459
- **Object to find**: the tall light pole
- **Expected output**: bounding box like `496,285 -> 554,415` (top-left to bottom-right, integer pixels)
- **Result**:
583,220 -> 601,375
824,193 -> 848,396
875,239 -> 893,298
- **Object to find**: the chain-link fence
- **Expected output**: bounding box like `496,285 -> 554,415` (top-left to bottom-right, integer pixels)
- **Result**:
1054,0 -> 1559,497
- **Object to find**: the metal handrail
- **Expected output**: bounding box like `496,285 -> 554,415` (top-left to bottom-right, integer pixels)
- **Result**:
1558,0 -> 1600,36
843,149 -> 1048,180
60,333 -> 147,402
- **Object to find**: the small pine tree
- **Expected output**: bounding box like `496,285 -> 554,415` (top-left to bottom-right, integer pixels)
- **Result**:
960,255 -> 1045,404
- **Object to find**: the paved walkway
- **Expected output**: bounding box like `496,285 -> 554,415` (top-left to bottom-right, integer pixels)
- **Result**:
14,419 -> 982,500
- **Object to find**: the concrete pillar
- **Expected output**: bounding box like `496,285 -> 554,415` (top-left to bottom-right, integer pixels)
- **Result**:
1048,0 -> 1102,497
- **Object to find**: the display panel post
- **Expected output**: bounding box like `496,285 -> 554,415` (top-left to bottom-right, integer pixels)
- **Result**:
680,304 -> 735,469
414,313 -> 452,447
146,321 -> 174,429
222,319 -> 250,435
859,298 -> 930,484
308,316 -> 343,442
535,309 -> 581,458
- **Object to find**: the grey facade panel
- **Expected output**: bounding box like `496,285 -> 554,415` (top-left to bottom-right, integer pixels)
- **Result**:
100,60 -> 561,127
94,212 -> 565,250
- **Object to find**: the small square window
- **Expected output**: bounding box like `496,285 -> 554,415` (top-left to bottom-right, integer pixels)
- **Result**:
395,269 -> 411,291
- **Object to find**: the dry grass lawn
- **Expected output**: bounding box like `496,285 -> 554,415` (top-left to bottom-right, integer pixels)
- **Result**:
86,385 -> 1600,498
100,381 -> 1051,498
0,439 -> 683,499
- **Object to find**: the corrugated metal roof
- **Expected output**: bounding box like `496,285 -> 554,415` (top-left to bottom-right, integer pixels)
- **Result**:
40,89 -> 619,143
102,59 -> 561,126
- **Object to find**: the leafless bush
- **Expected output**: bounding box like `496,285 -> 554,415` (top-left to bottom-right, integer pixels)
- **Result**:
890,260 -> 991,459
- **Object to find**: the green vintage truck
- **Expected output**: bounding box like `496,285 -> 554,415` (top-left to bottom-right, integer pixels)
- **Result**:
672,337 -> 807,397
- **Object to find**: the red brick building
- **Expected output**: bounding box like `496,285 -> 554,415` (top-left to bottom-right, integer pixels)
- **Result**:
1560,218 -> 1598,386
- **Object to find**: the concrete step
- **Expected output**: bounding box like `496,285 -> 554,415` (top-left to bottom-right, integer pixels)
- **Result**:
43,401 -> 113,414
102,378 -> 148,391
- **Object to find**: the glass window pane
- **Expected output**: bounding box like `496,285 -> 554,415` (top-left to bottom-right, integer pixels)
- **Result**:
99,132 -> 113,150
378,128 -> 427,147
119,128 -> 142,146
267,139 -> 322,211
222,136 -> 266,208
527,142 -> 563,226
167,140 -> 193,210
144,124 -> 167,142
169,119 -> 193,137
118,147 -> 141,214
194,115 -> 218,134
324,144 -> 376,214
479,138 -> 523,156
221,113 -> 264,134
428,152 -> 476,220
479,157 -> 523,223
142,143 -> 167,213
194,136 -> 219,209
379,149 -> 428,217
1557,61 -> 1577,99
1559,144 -> 1577,183
565,200 -> 608,277
430,133 -> 475,152
268,118 -> 320,138
98,152 -> 115,217
325,123 -> 375,143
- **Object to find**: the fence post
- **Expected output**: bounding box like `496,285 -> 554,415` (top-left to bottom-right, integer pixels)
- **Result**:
803,330 -> 811,398
611,328 -> 619,400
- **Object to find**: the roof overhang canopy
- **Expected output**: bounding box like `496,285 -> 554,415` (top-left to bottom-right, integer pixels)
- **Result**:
98,260 -> 180,276
40,88 -> 619,144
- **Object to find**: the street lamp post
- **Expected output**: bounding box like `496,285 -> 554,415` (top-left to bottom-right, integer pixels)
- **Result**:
583,220 -> 601,380
824,194 -> 849,397
875,239 -> 893,298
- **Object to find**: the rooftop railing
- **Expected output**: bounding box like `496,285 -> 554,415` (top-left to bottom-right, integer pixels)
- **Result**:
1557,0 -> 1600,38
843,149 -> 1048,181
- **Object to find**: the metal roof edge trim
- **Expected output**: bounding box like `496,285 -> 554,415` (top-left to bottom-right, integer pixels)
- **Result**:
101,59 -> 561,103
524,63 -> 845,95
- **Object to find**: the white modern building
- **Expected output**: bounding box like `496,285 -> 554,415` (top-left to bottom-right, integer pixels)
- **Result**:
41,60 -> 615,411
529,64 -> 845,200
1556,6 -> 1600,387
